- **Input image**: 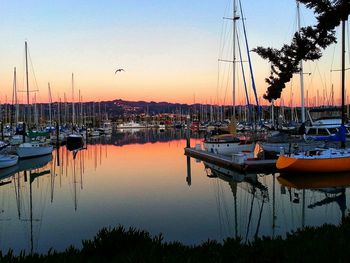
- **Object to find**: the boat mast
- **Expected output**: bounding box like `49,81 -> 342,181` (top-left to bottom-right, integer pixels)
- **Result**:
72,73 -> 75,126
25,41 -> 30,126
341,18 -> 346,148
48,82 -> 52,126
232,0 -> 238,121
12,67 -> 19,126
297,1 -> 306,123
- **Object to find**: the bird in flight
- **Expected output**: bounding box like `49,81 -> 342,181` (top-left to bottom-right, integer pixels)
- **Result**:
115,68 -> 125,74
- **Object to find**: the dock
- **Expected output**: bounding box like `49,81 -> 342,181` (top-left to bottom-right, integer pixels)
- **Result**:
184,147 -> 277,173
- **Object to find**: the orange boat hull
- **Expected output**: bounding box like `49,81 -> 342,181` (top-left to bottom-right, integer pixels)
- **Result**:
276,155 -> 350,173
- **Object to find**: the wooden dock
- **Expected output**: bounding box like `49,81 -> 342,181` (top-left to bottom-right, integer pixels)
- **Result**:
184,147 -> 277,173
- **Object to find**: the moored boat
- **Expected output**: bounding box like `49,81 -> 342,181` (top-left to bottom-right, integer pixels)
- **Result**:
204,134 -> 255,156
305,108 -> 350,137
276,15 -> 350,174
259,132 -> 324,154
67,134 -> 84,151
16,142 -> 53,159
276,148 -> 350,173
98,120 -> 113,135
0,154 -> 18,169
117,121 -> 145,129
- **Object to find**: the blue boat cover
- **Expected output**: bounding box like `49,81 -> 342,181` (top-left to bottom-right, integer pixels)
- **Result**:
312,124 -> 346,142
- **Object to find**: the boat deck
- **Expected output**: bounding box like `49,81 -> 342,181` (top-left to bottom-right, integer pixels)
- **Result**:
184,147 -> 277,173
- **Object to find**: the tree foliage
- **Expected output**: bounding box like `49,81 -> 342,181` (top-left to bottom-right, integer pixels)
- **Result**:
254,0 -> 350,102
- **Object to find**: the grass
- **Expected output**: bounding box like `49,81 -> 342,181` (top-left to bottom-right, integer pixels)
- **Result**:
2,217 -> 350,262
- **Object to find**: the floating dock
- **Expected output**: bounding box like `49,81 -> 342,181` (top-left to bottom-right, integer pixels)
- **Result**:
184,147 -> 277,173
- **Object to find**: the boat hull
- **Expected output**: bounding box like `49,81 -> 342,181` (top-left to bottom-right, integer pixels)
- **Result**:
67,135 -> 84,151
0,154 -> 19,169
204,141 -> 255,156
276,155 -> 350,173
16,143 -> 53,159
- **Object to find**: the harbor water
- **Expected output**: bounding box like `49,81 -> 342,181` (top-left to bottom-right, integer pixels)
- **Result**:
0,128 -> 347,254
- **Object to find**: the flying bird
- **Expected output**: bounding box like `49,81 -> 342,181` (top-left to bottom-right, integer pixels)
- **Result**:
115,68 -> 125,74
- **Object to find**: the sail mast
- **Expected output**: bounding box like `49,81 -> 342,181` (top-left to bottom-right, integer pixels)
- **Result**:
341,18 -> 346,148
297,1 -> 305,123
25,41 -> 30,125
232,0 -> 237,120
72,73 -> 75,126
48,82 -> 52,126
12,67 -> 18,125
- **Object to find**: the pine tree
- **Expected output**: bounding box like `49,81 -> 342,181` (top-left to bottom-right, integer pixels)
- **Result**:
254,0 -> 350,102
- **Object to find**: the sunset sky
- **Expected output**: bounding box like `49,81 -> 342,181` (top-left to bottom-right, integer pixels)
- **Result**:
0,0 -> 348,106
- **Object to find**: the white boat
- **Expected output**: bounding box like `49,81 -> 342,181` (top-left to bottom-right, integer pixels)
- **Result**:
89,129 -> 101,137
203,134 -> 255,156
16,141 -> 53,159
0,154 -> 18,169
117,121 -> 144,129
158,122 -> 166,130
259,132 -> 324,154
98,120 -> 113,134
260,140 -> 324,154
305,108 -> 350,136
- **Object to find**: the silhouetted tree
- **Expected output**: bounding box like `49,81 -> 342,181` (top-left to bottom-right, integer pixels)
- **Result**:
254,0 -> 350,102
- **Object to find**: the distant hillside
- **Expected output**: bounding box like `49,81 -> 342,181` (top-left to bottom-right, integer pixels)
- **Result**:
102,99 -> 196,116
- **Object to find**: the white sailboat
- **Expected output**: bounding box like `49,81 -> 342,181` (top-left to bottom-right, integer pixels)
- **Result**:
259,1 -> 323,155
305,107 -> 350,136
203,0 -> 256,156
16,42 -> 53,159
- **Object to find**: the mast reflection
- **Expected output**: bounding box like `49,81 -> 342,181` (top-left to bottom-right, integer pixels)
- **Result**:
194,158 -> 350,241
278,173 -> 350,223
203,162 -> 269,241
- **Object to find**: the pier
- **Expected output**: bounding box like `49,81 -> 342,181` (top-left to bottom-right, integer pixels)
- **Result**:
184,147 -> 277,173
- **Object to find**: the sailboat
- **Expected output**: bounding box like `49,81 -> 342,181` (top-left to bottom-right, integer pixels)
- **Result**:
203,0 -> 256,156
259,1 -> 324,155
276,15 -> 350,173
67,73 -> 84,151
16,42 -> 53,159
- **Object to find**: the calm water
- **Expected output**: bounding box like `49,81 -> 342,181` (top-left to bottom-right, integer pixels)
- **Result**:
0,128 -> 348,254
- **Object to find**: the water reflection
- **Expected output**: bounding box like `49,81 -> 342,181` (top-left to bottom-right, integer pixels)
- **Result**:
192,159 -> 350,241
278,173 -> 350,223
0,147 -> 87,254
113,128 -> 193,146
0,154 -> 53,254
186,156 -> 191,186
0,130 -> 203,254
3,129 -> 347,254
203,163 -> 270,241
